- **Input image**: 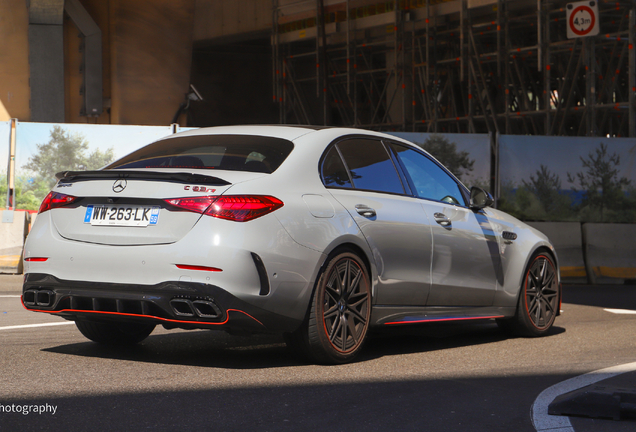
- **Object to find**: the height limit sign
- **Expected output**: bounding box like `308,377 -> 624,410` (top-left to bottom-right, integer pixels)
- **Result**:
566,1 -> 599,39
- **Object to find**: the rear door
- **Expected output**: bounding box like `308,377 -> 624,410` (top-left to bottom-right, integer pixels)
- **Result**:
321,137 -> 433,306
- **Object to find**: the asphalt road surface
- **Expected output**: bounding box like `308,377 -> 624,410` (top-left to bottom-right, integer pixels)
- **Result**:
1,274 -> 635,432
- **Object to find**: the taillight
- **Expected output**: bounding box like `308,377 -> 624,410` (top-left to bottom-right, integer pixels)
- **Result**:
205,195 -> 284,222
38,192 -> 78,214
25,257 -> 48,262
164,195 -> 283,222
164,196 -> 217,214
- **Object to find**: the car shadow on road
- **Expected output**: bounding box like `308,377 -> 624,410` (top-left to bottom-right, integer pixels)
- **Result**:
364,321 -> 565,359
562,284 -> 636,311
0,372 -> 580,432
42,320 -> 566,369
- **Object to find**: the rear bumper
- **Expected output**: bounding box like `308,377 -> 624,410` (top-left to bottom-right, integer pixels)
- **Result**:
22,273 -> 302,333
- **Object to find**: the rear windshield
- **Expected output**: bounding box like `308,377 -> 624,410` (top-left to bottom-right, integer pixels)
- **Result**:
107,135 -> 294,174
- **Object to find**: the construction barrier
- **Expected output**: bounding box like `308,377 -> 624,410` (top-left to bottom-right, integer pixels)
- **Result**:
0,210 -> 29,274
582,223 -> 636,285
527,222 -> 587,283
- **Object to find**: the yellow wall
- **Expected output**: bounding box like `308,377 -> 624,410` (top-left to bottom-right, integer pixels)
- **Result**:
64,0 -> 195,125
2,0 -> 198,125
108,0 -> 195,125
0,0 -> 30,121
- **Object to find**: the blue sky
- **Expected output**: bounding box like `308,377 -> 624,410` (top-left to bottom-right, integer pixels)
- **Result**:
1,122 -> 194,175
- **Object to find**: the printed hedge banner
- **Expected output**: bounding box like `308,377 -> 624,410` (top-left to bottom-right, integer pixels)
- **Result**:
499,135 -> 636,223
1,122 -> 192,210
3,122 -> 636,223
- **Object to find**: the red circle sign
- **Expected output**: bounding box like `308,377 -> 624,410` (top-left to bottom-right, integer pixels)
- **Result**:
569,5 -> 596,36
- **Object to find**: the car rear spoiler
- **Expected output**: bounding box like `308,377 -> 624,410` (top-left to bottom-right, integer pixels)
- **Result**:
55,170 -> 231,186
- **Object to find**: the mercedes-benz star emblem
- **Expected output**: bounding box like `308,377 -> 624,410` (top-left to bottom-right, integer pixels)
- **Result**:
112,179 -> 127,193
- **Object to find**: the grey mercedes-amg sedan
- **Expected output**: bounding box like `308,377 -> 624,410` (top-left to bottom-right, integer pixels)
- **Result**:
22,125 -> 560,364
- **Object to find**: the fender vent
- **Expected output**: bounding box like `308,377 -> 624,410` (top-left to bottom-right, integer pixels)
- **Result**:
502,231 -> 517,241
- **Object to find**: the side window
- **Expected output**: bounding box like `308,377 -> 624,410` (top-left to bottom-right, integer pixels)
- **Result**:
337,139 -> 405,194
391,144 -> 466,206
321,146 -> 353,188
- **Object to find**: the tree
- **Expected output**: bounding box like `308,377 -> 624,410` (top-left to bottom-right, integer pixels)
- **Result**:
23,126 -> 115,190
1,172 -> 48,211
417,134 -> 475,182
567,143 -> 631,222
522,165 -> 572,219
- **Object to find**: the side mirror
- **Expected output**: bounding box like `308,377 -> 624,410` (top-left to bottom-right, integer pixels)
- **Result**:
469,186 -> 494,209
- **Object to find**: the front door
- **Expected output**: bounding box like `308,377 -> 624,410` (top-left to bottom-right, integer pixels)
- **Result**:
389,142 -> 502,307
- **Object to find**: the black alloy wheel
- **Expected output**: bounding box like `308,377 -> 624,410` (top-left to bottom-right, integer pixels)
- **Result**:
523,254 -> 559,331
500,252 -> 559,337
286,250 -> 371,364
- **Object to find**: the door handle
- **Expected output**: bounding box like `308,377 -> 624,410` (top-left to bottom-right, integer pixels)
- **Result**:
355,204 -> 376,218
434,212 -> 451,227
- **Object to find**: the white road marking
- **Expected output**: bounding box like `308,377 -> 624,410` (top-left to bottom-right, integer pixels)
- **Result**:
604,308 -> 636,314
0,295 -> 21,298
0,322 -> 75,331
532,361 -> 636,432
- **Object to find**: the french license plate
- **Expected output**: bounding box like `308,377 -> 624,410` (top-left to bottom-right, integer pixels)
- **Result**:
84,205 -> 160,227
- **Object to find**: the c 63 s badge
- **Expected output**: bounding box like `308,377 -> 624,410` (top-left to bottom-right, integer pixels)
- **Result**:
184,186 -> 216,193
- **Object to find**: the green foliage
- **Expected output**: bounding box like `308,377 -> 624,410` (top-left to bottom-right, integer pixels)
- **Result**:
23,125 -> 115,190
0,171 -> 48,211
17,126 -> 115,207
501,143 -> 634,223
520,165 -> 573,220
498,180 -> 549,221
416,134 -> 475,182
567,143 -> 632,223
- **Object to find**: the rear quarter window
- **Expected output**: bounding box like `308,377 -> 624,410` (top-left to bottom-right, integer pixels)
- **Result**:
333,138 -> 405,194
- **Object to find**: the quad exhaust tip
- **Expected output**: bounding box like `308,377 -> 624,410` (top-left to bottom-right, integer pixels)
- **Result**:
23,289 -> 55,307
169,298 -> 222,319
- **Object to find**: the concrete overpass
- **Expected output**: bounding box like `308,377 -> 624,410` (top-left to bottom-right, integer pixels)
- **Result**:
1,0 -> 635,136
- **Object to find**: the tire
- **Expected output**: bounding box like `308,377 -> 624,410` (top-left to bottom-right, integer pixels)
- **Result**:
286,250 -> 371,364
75,320 -> 155,345
502,252 -> 560,337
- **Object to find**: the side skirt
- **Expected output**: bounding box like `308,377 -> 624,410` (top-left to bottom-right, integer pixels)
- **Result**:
370,306 -> 517,327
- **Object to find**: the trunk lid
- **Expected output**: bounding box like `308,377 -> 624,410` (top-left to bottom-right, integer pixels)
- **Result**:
48,169 -> 259,245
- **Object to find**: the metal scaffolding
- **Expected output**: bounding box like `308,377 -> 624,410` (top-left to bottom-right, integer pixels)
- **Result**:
272,0 -> 636,136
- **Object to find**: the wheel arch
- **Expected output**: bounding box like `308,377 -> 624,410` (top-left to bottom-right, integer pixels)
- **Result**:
514,244 -> 561,317
322,241 -> 374,291
519,244 -> 560,287
328,241 -> 371,272
290,240 -> 375,332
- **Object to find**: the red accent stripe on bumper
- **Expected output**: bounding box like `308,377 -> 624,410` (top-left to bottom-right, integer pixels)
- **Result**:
21,296 -> 264,327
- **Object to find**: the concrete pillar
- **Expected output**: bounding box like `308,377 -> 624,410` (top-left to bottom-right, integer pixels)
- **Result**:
28,0 -> 65,122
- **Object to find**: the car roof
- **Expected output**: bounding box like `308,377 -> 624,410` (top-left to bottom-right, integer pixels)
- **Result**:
166,125 -> 326,142
163,125 -> 413,147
